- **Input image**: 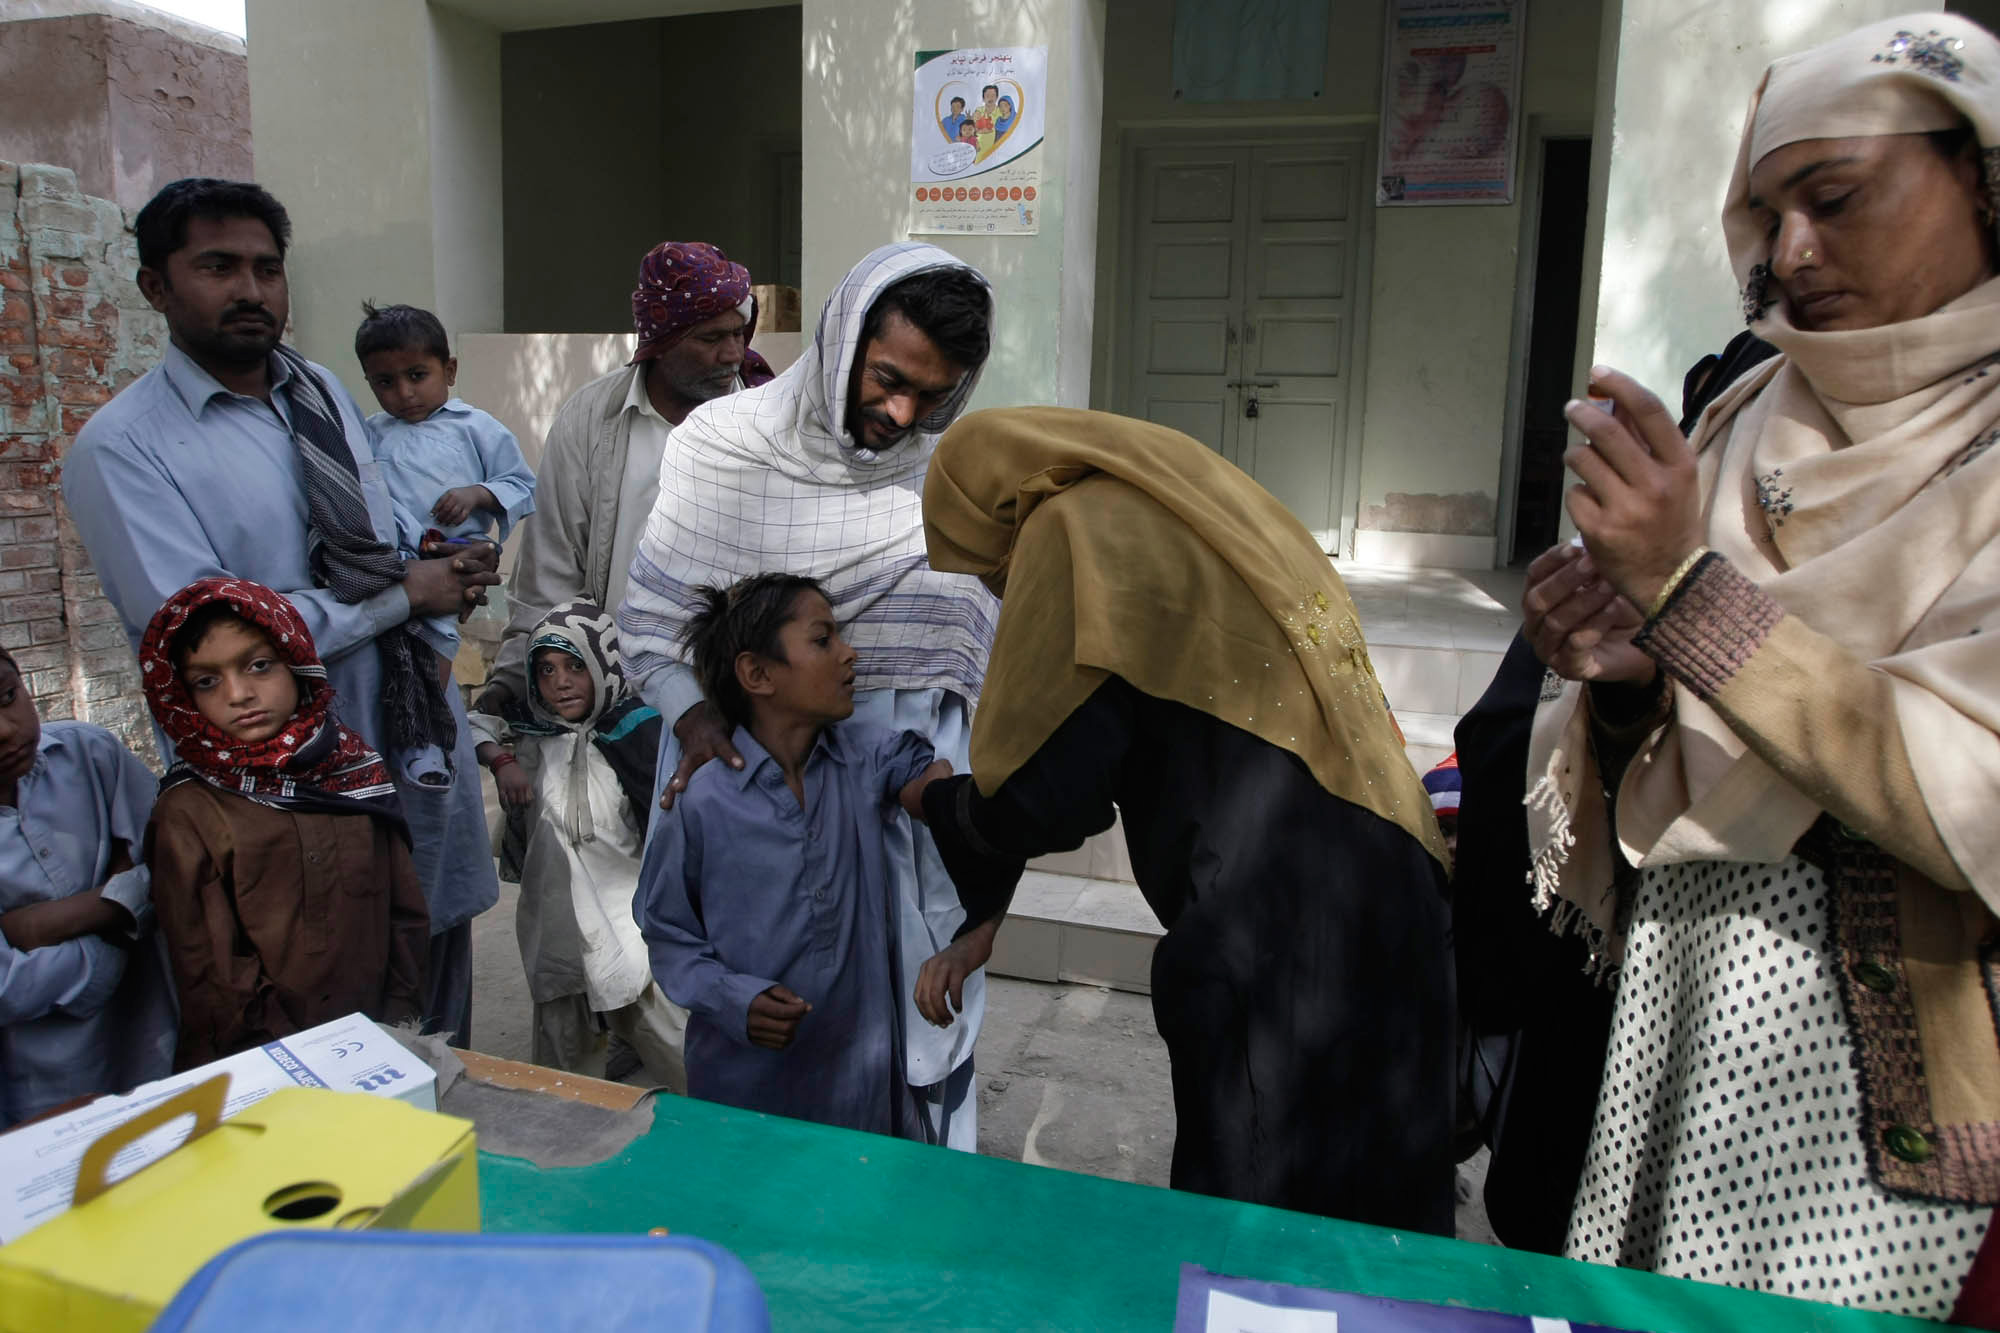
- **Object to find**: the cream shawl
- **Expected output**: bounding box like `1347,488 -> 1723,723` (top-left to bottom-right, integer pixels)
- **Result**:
1526,13 -> 2000,965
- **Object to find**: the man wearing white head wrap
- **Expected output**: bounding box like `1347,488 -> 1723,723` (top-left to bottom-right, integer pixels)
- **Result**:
1516,13 -> 2000,1319
619,243 -> 999,1148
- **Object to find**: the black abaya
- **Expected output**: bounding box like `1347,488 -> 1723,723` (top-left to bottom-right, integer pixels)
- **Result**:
927,677 -> 1454,1233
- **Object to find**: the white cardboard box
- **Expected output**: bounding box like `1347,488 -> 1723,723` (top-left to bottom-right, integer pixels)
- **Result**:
0,1012 -> 434,1243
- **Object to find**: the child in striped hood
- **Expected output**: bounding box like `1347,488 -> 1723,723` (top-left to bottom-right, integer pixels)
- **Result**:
470,600 -> 687,1090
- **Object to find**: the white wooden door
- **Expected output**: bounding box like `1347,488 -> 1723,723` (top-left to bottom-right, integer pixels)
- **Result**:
1125,137 -> 1362,550
1126,147 -> 1247,463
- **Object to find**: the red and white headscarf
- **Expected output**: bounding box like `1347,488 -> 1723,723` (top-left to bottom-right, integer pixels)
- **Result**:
140,577 -> 401,820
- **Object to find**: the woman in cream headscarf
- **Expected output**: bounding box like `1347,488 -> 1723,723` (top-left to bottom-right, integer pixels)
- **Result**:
916,406 -> 1454,1233
1522,13 -> 2000,1318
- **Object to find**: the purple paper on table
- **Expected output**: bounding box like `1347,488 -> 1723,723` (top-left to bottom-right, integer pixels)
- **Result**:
1174,1266 -> 1635,1333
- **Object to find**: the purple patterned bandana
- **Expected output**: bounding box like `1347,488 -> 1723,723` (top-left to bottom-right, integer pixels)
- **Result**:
628,240 -> 773,384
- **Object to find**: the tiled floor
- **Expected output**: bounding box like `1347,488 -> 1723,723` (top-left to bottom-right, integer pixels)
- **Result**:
993,564 -> 1524,992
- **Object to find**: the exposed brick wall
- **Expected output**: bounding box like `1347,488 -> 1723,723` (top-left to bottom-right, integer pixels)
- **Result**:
0,158 -> 163,758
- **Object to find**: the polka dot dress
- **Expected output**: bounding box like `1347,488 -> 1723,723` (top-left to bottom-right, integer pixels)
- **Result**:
1563,856 -> 1991,1319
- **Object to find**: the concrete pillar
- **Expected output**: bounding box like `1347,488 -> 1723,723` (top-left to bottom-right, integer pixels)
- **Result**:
1578,0 -> 1912,406
245,0 -> 502,398
799,0 -> 1106,409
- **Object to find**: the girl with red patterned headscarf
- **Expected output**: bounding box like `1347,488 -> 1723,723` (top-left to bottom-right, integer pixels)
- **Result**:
140,577 -> 430,1068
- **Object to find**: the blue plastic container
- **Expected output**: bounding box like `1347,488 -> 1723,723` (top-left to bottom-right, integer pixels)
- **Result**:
148,1231 -> 772,1332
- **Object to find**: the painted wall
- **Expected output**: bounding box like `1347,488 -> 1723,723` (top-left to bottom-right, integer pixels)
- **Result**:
1091,0 -> 1600,565
248,0 -> 505,398
500,7 -> 803,332
0,10 -> 251,211
430,5 -> 505,340
1581,0 -> 1922,430
1358,0 -> 1598,562
799,0 -> 1105,413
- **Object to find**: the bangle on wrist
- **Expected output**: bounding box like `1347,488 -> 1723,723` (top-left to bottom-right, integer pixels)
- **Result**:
1646,546 -> 1712,621
487,752 -> 518,772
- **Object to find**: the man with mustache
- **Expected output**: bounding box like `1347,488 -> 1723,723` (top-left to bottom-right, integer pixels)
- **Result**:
63,178 -> 501,1046
618,243 -> 998,1148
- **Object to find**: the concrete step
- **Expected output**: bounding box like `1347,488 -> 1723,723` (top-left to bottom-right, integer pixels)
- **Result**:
989,871 -> 1163,996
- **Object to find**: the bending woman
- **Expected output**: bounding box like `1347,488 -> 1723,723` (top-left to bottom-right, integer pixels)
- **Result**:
914,406 -> 1454,1232
1524,13 -> 2000,1319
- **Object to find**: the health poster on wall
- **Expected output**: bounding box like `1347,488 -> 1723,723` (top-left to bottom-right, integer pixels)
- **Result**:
910,46 -> 1046,236
1376,0 -> 1525,206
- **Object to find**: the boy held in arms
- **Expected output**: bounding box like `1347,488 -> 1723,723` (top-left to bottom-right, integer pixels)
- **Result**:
0,648 -> 176,1126
142,578 -> 430,1068
356,302 -> 536,785
636,574 -> 951,1139
468,602 -> 688,1090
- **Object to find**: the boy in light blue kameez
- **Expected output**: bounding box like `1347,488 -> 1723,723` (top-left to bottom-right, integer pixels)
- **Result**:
356,301 -> 537,787
357,302 -> 536,549
0,648 -> 175,1126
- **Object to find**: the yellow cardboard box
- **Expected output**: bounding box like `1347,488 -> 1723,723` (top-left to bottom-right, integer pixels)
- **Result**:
0,1076 -> 478,1333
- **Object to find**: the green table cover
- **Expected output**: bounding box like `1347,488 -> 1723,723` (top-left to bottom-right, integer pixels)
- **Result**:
479,1095 -> 1970,1331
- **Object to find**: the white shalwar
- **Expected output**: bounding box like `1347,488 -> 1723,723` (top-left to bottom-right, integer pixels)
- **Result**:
519,727 -> 689,1092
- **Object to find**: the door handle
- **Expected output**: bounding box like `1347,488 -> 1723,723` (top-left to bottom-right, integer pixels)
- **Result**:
1224,379 -> 1279,388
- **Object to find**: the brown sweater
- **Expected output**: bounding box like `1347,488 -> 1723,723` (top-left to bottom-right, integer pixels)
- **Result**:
1633,554 -> 2000,1205
145,782 -> 429,1070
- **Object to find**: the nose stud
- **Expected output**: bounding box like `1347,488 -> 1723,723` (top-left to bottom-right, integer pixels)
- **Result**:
1799,248 -> 1816,263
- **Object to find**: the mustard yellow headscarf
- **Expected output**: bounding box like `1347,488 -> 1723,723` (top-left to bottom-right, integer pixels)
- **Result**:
924,406 -> 1447,865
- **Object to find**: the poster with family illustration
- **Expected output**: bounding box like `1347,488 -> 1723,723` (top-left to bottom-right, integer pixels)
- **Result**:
909,46 -> 1047,236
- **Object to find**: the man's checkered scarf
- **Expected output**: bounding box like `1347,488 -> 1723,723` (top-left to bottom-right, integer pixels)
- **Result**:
275,346 -> 455,759
618,243 -> 998,704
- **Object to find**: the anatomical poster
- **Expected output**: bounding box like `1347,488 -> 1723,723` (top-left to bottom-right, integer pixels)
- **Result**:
1377,0 -> 1525,206
910,46 -> 1046,235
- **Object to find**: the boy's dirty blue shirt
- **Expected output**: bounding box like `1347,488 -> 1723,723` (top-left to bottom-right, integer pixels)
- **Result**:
0,722 -> 176,1127
61,343 -> 500,935
366,398 -> 537,544
637,720 -> 934,1137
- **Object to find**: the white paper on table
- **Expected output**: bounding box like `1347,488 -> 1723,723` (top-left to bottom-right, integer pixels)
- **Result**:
1205,1288 -> 1342,1333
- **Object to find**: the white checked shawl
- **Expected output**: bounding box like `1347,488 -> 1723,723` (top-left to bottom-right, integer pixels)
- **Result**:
619,243 -> 998,703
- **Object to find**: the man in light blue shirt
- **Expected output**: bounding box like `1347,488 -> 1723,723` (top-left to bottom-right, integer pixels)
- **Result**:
62,177 -> 500,1044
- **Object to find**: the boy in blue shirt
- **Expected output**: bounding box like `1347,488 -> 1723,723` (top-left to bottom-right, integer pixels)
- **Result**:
636,574 -> 950,1139
357,302 -> 537,785
356,302 -> 536,549
0,647 -> 175,1125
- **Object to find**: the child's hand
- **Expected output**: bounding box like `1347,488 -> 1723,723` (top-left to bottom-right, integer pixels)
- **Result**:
746,984 -> 811,1049
913,919 -> 997,1027
495,760 -> 535,809
431,485 -> 494,526
0,890 -> 125,951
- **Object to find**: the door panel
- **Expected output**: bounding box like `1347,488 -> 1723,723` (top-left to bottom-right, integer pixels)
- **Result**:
1258,240 -> 1344,299
1147,318 -> 1231,374
1237,398 -> 1342,539
1128,149 -> 1248,460
1145,398 -> 1227,448
1151,163 -> 1237,222
1237,145 -> 1360,547
1150,240 -> 1233,299
1255,315 -> 1342,377
1260,157 -> 1350,221
1125,138 -> 1361,546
